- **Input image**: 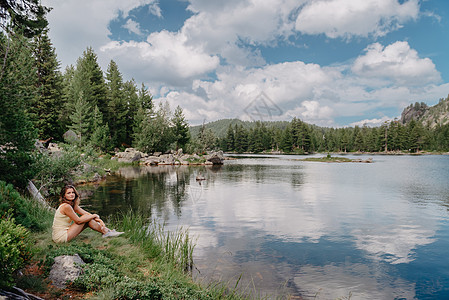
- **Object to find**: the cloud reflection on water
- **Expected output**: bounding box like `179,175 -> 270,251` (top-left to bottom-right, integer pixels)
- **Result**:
178,158 -> 442,297
89,156 -> 449,298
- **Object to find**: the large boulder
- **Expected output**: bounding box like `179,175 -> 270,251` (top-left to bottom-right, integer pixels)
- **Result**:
115,148 -> 144,163
206,151 -> 225,165
158,154 -> 175,165
142,156 -> 160,165
49,254 -> 85,289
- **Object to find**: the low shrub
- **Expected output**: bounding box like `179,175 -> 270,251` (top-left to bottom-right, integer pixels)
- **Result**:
43,242 -> 110,273
32,145 -> 82,197
112,276 -> 163,300
0,181 -> 43,231
73,261 -> 120,291
0,217 -> 32,288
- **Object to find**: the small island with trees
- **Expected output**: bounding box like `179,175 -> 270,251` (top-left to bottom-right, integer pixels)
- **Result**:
298,154 -> 373,163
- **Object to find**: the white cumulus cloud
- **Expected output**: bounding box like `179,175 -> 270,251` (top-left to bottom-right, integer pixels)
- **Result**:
352,41 -> 441,86
42,0 -> 157,67
295,0 -> 420,38
123,19 -> 144,36
148,1 -> 162,18
100,30 -> 220,86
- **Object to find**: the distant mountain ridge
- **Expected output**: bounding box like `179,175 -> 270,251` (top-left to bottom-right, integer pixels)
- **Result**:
400,95 -> 449,128
190,119 -> 289,138
190,95 -> 449,138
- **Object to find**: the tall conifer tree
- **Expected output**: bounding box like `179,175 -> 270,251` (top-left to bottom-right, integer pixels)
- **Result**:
65,48 -> 107,144
138,83 -> 153,111
0,33 -> 38,187
30,28 -> 63,139
171,105 -> 190,150
105,60 -> 127,147
60,65 -> 75,130
123,79 -> 138,146
68,91 -> 93,146
67,47 -> 107,115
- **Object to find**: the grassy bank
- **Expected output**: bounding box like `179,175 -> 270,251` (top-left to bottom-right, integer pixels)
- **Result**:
1,180 -> 259,299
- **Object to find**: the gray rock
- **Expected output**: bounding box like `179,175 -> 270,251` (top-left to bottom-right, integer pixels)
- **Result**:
143,156 -> 160,165
63,130 -> 79,144
47,142 -> 62,155
158,154 -> 175,165
49,254 -> 85,289
206,151 -> 225,164
115,148 -> 143,163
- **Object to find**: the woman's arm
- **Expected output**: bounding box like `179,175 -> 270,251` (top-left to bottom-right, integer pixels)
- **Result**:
74,204 -> 91,216
74,204 -> 107,228
61,204 -> 99,225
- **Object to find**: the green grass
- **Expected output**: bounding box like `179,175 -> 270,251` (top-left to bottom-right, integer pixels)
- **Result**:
17,199 -> 255,299
111,211 -> 195,270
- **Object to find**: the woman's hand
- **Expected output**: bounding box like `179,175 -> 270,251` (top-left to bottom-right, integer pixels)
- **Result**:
94,217 -> 106,228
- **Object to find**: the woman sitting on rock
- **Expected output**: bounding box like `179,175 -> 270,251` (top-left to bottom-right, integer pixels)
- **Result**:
52,185 -> 123,243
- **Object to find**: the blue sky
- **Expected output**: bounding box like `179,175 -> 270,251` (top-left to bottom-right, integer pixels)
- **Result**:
43,0 -> 449,127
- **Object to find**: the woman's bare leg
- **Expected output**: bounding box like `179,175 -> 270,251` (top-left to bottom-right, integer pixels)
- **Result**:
87,219 -> 109,234
67,220 -> 108,241
67,223 -> 88,241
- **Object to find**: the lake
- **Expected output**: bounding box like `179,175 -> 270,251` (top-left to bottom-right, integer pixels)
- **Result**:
82,154 -> 449,299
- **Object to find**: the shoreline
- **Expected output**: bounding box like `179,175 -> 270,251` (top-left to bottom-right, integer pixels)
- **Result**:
225,150 -> 449,156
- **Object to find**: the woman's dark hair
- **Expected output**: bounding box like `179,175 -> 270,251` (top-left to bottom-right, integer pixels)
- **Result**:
59,185 -> 80,207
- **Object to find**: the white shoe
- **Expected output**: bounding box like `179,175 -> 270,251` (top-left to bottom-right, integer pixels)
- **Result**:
102,229 -> 124,238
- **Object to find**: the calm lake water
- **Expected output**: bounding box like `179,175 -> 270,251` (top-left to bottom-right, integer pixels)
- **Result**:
82,154 -> 449,299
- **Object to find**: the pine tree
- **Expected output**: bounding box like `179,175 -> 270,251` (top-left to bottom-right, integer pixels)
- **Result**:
340,129 -> 350,152
298,121 -> 311,152
251,122 -> 265,153
123,79 -> 138,146
379,122 -> 389,152
280,125 -> 292,153
138,83 -> 153,111
234,124 -> 248,153
67,47 -> 107,116
30,28 -> 63,139
224,124 -> 235,152
407,120 -> 427,152
134,102 -> 173,153
0,33 -> 38,187
68,91 -> 93,146
90,105 -> 111,151
65,48 -> 108,145
0,0 -> 49,38
198,127 -> 217,152
60,65 -> 75,130
105,60 -> 127,147
354,129 -> 365,152
132,106 -> 147,149
171,106 -> 190,150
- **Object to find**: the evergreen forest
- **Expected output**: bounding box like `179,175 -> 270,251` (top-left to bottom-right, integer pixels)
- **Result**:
213,114 -> 449,154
